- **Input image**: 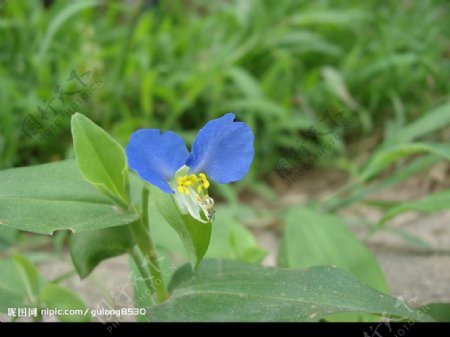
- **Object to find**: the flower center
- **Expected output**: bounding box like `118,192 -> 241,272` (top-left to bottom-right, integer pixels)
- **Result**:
176,173 -> 209,195
176,172 -> 215,223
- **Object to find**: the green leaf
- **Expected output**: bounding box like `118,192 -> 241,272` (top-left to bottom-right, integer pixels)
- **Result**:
38,0 -> 101,60
359,143 -> 450,182
0,258 -> 26,312
290,9 -> 367,27
71,113 -> 130,208
324,154 -> 440,211
227,67 -> 263,98
149,184 -> 211,268
377,190 -> 450,229
145,177 -> 264,267
13,255 -> 41,305
393,103 -> 450,144
40,283 -> 92,322
0,225 -> 17,250
0,287 -> 23,313
321,66 -> 359,110
420,303 -> 450,322
150,207 -> 186,257
386,228 -> 431,249
0,160 -> 139,234
206,206 -> 266,264
1,256 -> 92,322
149,204 -> 266,266
279,208 -> 388,293
70,226 -> 133,279
146,259 -> 429,322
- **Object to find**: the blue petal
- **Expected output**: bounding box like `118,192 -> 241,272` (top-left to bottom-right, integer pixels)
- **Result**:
126,129 -> 189,193
186,113 -> 254,183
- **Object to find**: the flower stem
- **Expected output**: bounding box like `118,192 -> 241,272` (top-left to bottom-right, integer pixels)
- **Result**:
129,246 -> 156,305
128,186 -> 169,303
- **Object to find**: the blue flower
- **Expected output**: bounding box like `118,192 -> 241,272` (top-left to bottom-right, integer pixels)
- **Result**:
126,113 -> 254,222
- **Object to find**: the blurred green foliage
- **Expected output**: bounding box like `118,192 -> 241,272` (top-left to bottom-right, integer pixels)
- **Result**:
0,0 -> 449,182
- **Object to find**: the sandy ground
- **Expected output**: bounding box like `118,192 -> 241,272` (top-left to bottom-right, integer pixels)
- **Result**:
2,163 -> 449,322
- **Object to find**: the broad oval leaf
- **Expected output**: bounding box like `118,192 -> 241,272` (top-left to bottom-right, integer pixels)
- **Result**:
150,204 -> 266,264
0,258 -> 27,312
205,206 -> 266,263
279,208 -> 388,293
69,225 -> 133,279
13,255 -> 40,305
0,160 -> 139,234
146,259 -> 429,322
0,256 -> 91,322
40,283 -> 92,322
71,113 -> 130,208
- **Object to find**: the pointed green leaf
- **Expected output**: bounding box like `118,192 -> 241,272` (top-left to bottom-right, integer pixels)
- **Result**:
40,283 -> 92,322
1,257 -> 91,321
393,103 -> 450,144
0,258 -> 27,312
146,259 -> 430,322
69,225 -> 133,279
206,206 -> 266,263
279,208 -> 388,292
360,142 -> 450,182
149,185 -> 211,268
323,154 -> 440,211
0,287 -> 23,313
377,190 -> 450,229
12,255 -> 40,305
71,113 -> 130,208
0,160 -> 139,234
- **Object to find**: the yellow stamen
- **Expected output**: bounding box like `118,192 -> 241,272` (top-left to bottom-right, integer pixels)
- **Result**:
177,172 -> 210,197
189,174 -> 199,183
177,176 -> 195,195
199,173 -> 210,189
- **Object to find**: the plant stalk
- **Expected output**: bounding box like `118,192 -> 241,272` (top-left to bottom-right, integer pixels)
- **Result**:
128,186 -> 169,303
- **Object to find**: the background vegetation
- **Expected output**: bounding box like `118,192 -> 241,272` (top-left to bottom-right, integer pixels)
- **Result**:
1,0 -> 449,175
